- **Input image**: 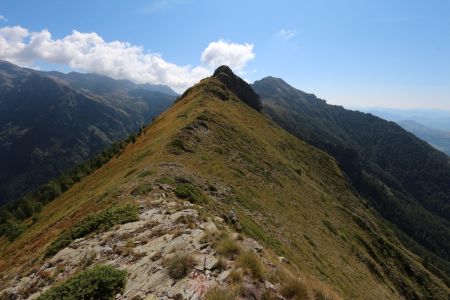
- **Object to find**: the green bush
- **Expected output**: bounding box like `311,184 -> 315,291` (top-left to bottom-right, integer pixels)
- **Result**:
165,254 -> 196,280
0,219 -> 26,241
45,205 -> 139,257
173,183 -> 207,204
37,265 -> 126,300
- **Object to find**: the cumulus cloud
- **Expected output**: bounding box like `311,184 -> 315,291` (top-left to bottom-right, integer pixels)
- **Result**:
0,15 -> 7,22
0,26 -> 255,92
278,29 -> 296,40
201,40 -> 255,72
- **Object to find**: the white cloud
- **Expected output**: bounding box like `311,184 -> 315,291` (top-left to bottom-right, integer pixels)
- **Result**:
0,15 -> 7,22
278,29 -> 296,40
201,39 -> 255,72
0,26 -> 255,92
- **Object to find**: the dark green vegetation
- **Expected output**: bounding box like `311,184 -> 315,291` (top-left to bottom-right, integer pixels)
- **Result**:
0,60 -> 175,204
253,76 -> 450,282
398,120 -> 450,156
173,183 -> 208,204
37,265 -> 126,300
0,130 -> 142,241
45,204 -> 138,257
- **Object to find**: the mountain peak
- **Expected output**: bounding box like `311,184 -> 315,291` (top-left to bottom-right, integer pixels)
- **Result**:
212,65 -> 234,77
253,76 -> 295,92
212,65 -> 262,112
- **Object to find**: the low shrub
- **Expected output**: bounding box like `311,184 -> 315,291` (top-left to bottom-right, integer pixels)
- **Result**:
0,219 -> 26,241
173,183 -> 207,204
165,254 -> 196,280
45,204 -> 139,257
37,265 -> 126,300
131,184 -> 152,196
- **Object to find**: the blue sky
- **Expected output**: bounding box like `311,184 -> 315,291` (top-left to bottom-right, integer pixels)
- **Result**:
1,0 -> 449,109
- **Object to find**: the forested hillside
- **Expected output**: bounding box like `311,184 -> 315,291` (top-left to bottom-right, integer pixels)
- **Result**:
0,60 -> 176,204
253,76 -> 450,283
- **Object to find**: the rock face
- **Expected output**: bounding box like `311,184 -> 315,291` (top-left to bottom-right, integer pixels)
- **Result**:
213,65 -> 262,112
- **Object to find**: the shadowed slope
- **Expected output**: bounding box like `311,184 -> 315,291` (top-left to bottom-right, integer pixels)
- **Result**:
0,60 -> 176,204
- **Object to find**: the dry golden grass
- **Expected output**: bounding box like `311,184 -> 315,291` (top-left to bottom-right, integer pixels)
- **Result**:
204,286 -> 237,300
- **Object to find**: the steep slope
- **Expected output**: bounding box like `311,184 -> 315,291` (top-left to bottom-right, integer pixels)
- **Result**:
397,120 -> 450,156
252,76 -> 450,282
0,67 -> 448,299
0,60 -> 176,204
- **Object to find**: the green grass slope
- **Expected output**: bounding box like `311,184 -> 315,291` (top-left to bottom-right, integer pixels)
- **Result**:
1,70 -> 448,299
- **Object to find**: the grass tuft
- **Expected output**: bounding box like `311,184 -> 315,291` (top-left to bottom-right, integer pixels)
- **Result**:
280,276 -> 309,299
165,254 -> 196,280
216,237 -> 240,259
236,251 -> 264,280
204,286 -> 237,300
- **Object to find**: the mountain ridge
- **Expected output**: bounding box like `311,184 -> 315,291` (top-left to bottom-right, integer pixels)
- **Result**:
0,67 -> 448,299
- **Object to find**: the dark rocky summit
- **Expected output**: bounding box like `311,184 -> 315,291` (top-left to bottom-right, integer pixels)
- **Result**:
213,65 -> 262,112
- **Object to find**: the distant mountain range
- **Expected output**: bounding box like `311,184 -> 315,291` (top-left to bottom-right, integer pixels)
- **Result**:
397,120 -> 450,156
0,60 -> 176,204
360,108 -> 450,155
360,107 -> 450,131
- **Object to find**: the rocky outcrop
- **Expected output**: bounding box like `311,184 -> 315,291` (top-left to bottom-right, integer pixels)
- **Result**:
0,184 -> 278,300
213,66 -> 262,112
